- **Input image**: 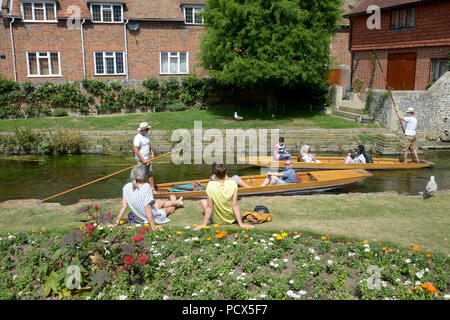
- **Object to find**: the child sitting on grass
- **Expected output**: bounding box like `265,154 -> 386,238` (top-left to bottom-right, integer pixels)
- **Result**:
195,163 -> 253,230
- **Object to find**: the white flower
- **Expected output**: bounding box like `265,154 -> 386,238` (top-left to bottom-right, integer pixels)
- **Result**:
404,280 -> 411,285
163,295 -> 169,300
444,294 -> 450,300
269,237 -> 275,241
363,244 -> 370,248
364,248 -> 371,252
12,275 -> 17,280
184,226 -> 191,229
274,264 -> 279,268
425,268 -> 429,272
143,286 -> 149,291
198,258 -> 203,262
219,273 -> 224,277
8,235 -> 15,240
309,248 -> 316,253
268,242 -> 273,246
327,260 -> 333,265
283,258 -> 289,263
302,263 -> 307,267
314,256 -> 320,261
405,259 -> 411,264
298,290 -> 307,295
293,235 -> 300,239
191,237 -> 199,241
260,293 -> 267,298
289,279 -> 294,284
260,239 -> 266,243
395,278 -> 401,283
97,292 -> 104,298
348,252 -> 355,257
215,243 -> 220,247
232,241 -> 238,245
184,239 -> 191,243
192,293 -> 198,297
119,295 -> 127,300
415,281 -> 421,286
416,272 -> 424,279
200,289 -> 204,293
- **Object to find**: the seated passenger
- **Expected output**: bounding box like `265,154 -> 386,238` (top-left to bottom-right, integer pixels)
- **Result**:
344,150 -> 355,164
354,145 -> 366,164
273,137 -> 292,161
299,145 -> 321,163
260,160 -> 296,186
210,164 -> 250,188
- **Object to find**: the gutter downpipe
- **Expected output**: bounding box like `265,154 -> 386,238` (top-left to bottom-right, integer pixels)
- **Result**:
80,18 -> 86,79
9,16 -> 17,81
123,18 -> 129,80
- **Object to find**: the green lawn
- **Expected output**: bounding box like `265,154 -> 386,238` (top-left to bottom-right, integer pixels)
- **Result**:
0,109 -> 376,132
1,192 -> 449,255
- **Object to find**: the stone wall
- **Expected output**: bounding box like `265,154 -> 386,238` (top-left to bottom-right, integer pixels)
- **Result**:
368,71 -> 450,149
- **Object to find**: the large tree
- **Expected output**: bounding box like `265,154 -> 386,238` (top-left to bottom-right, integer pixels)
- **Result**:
200,0 -> 343,113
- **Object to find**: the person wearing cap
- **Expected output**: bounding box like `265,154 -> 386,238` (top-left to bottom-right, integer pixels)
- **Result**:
395,107 -> 420,164
133,122 -> 156,191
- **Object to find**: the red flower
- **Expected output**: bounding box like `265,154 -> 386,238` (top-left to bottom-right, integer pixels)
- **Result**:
139,226 -> 150,234
132,233 -> 144,243
139,253 -> 149,266
85,223 -> 95,235
106,211 -> 111,215
124,256 -> 134,266
94,204 -> 99,211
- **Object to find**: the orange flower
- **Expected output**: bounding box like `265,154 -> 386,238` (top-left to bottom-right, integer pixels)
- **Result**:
221,230 -> 227,236
413,246 -> 420,252
293,231 -> 299,235
215,234 -> 222,239
382,247 -> 387,251
206,237 -> 211,241
426,253 -> 432,258
410,243 -> 415,247
243,234 -> 248,239
388,248 -> 393,253
421,283 -> 437,294
216,230 -> 221,234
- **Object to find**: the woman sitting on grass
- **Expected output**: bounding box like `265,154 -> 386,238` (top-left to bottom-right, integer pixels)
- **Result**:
195,163 -> 253,230
109,165 -> 183,230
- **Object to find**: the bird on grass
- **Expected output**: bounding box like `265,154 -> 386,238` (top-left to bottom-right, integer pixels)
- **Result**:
420,176 -> 437,200
234,112 -> 244,120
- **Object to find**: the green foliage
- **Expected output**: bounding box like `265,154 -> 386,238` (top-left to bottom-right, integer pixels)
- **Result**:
353,78 -> 363,93
364,52 -> 376,115
48,130 -> 83,155
53,108 -> 69,117
199,0 -> 342,107
167,101 -> 187,112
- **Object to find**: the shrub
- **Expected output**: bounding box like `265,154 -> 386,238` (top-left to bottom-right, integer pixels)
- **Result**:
181,76 -> 209,106
48,130 -> 83,155
167,102 -> 187,112
13,127 -> 44,154
53,108 -> 69,117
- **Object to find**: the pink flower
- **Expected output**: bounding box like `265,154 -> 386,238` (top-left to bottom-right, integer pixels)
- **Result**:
139,226 -> 150,234
139,253 -> 149,266
106,211 -> 111,215
124,256 -> 134,266
94,204 -> 99,211
132,233 -> 144,243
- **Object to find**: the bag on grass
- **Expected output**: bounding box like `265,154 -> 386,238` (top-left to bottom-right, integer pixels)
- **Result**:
243,211 -> 273,224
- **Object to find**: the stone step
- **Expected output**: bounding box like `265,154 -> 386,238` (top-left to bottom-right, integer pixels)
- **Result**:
340,99 -> 364,109
339,106 -> 364,115
332,110 -> 361,121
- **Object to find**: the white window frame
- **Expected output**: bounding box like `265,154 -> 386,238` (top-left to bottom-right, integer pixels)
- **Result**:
26,51 -> 62,77
160,52 -> 189,75
183,5 -> 205,25
90,3 -> 123,23
94,51 -> 125,76
20,1 -> 57,23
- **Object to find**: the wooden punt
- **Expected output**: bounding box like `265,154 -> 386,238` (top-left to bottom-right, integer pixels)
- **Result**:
153,169 -> 373,199
237,155 -> 434,170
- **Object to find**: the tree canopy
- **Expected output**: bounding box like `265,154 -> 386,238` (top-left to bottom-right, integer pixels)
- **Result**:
199,0 -> 344,112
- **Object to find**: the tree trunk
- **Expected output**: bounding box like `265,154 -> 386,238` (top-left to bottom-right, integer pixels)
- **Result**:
266,87 -> 277,114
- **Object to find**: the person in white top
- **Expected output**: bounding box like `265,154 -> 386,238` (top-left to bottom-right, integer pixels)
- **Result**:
298,145 -> 321,163
395,107 -> 419,164
134,122 -> 156,191
109,165 -> 183,230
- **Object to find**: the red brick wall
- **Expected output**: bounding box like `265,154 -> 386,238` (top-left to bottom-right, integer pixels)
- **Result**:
331,26 -> 351,89
0,19 -> 13,80
350,1 -> 450,51
352,46 -> 450,92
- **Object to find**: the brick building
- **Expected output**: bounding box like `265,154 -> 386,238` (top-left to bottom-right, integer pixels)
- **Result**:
344,0 -> 450,93
0,0 -> 206,82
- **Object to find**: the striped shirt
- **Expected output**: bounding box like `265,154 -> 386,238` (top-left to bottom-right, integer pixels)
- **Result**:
122,182 -> 170,224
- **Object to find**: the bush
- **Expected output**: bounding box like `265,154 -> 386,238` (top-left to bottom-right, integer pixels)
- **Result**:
48,130 -> 83,155
53,108 -> 68,117
13,127 -> 44,154
167,102 -> 187,112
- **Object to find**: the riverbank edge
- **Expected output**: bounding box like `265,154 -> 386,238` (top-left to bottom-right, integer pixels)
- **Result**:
2,127 -> 450,155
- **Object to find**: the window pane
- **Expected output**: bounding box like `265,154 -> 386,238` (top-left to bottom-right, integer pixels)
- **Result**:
113,6 -> 122,22
161,53 -> 168,73
45,3 -> 55,20
23,3 -> 33,20
194,9 -> 203,24
102,7 -> 112,22
391,10 -> 398,29
170,56 -> 178,74
408,8 -> 415,27
39,57 -> 50,75
116,53 -> 124,74
34,4 -> 45,21
105,57 -> 115,74
92,5 -> 101,21
28,53 -> 37,75
399,9 -> 407,28
185,7 -> 193,23
95,52 -> 104,74
180,53 -> 187,73
50,53 -> 59,75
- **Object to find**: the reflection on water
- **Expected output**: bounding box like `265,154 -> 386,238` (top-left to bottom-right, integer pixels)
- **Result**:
0,151 -> 449,205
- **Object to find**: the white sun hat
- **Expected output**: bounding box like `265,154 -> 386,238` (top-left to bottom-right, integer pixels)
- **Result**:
137,122 -> 151,131
406,107 -> 415,113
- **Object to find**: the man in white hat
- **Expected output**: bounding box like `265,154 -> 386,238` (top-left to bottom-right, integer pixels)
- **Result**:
133,122 -> 156,191
395,107 -> 420,164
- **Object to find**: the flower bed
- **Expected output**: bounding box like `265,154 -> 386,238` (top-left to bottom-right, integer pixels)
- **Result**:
0,205 -> 448,300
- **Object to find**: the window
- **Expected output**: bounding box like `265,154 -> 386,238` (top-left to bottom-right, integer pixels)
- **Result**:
90,4 -> 123,23
27,52 -> 61,76
430,59 -> 449,83
160,52 -> 188,75
21,2 -> 57,22
390,7 -> 415,30
95,52 -> 125,75
183,6 -> 204,24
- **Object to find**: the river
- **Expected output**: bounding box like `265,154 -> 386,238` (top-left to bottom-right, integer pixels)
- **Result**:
0,151 -> 449,205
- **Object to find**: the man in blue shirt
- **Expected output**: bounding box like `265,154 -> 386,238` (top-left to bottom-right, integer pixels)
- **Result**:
260,160 -> 297,186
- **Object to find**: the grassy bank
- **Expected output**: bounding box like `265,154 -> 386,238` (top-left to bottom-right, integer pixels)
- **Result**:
0,109 -> 377,132
1,192 -> 449,255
